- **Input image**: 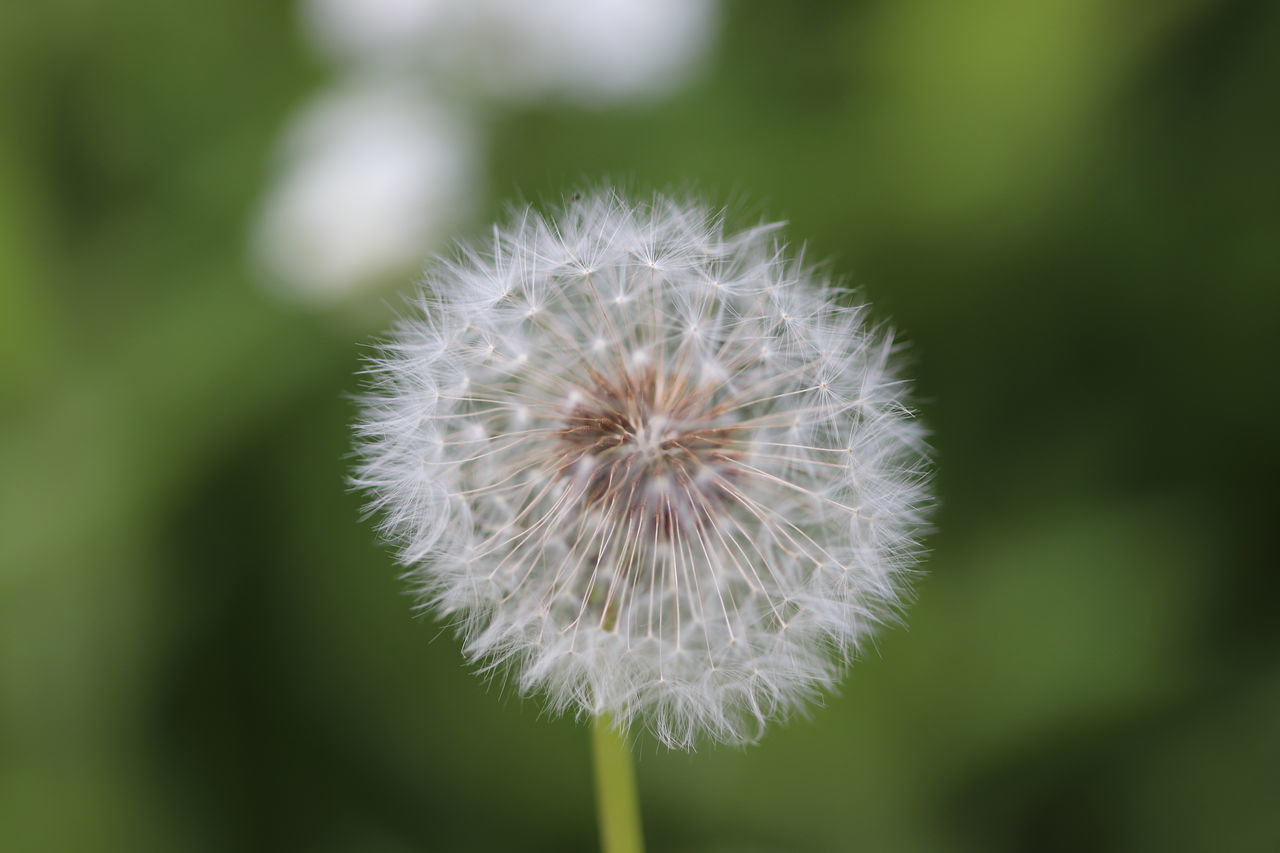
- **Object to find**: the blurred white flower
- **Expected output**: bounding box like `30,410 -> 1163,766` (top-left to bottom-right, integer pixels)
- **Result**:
253,0 -> 718,302
354,192 -> 931,748
304,0 -> 718,103
253,85 -> 478,302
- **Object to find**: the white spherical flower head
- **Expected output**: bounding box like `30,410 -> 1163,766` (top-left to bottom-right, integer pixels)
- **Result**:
355,192 -> 931,748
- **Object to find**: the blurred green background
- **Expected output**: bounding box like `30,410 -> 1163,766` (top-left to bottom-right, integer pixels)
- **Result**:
3,1 -> 1279,851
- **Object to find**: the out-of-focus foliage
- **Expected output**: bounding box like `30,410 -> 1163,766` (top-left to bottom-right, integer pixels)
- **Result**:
2,1 -> 1278,851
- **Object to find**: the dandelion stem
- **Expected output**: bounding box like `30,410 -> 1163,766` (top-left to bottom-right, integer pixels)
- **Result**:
591,714 -> 645,853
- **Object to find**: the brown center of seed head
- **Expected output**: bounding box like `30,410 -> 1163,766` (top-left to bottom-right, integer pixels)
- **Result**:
555,367 -> 743,538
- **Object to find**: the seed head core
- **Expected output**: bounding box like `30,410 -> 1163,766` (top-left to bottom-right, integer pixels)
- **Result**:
556,367 -> 742,539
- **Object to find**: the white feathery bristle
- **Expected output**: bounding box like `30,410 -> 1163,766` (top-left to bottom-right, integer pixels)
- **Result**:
354,191 -> 932,748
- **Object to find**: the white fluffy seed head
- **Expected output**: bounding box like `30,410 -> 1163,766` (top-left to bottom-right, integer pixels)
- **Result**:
354,191 -> 932,748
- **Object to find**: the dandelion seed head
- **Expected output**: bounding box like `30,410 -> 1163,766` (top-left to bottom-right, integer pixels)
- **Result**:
354,191 -> 931,748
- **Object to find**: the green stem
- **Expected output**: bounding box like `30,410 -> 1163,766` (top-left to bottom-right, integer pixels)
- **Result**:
590,714 -> 645,853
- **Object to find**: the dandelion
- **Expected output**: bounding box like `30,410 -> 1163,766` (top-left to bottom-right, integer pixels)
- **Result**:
354,191 -> 931,753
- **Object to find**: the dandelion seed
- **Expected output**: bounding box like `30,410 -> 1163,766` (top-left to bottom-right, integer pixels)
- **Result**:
354,190 -> 931,749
